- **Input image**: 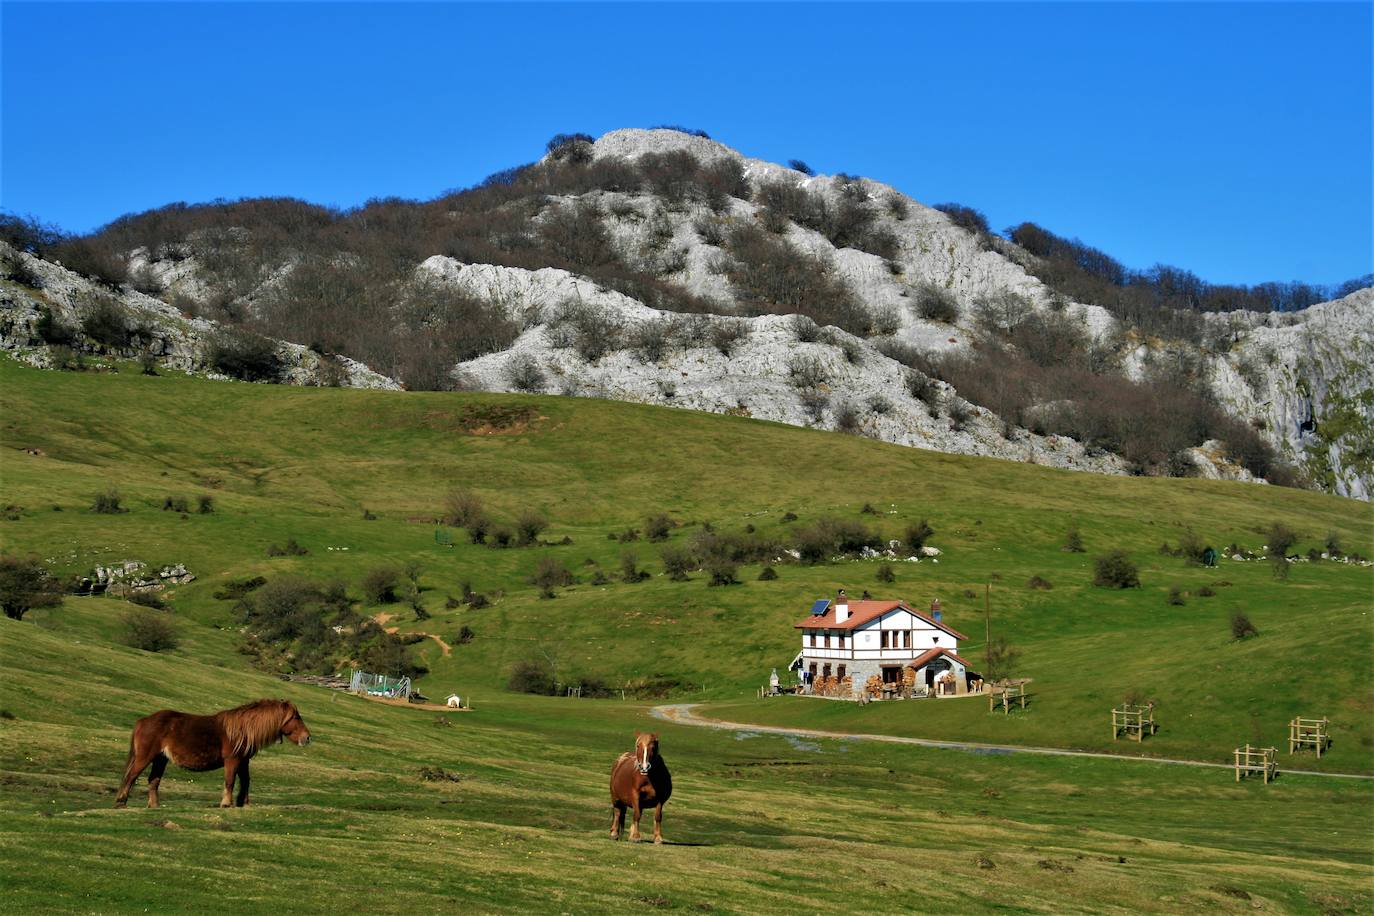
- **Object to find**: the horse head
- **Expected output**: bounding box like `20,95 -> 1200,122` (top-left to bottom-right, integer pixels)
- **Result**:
633,731 -> 659,775
279,700 -> 312,747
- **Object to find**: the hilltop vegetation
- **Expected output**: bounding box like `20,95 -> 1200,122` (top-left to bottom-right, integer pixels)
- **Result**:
4,128 -> 1370,496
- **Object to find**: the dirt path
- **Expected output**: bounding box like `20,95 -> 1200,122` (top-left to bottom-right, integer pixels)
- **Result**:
651,704 -> 1374,781
372,613 -> 451,656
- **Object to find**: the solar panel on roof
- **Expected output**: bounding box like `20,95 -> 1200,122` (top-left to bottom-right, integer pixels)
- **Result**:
810,599 -> 831,616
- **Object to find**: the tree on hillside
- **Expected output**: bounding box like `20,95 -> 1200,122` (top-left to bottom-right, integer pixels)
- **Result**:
0,555 -> 62,620
1265,522 -> 1299,580
1093,550 -> 1140,588
984,636 -> 1021,683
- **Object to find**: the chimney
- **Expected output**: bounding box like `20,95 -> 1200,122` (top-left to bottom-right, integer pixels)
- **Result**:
930,597 -> 942,624
835,589 -> 849,623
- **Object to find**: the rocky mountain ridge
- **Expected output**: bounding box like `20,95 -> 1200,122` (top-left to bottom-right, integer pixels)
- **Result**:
2,128 -> 1368,497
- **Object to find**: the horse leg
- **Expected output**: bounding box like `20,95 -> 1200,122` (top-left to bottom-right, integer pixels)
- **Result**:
653,802 -> 665,845
114,737 -> 156,809
629,797 -> 643,842
609,801 -> 625,840
146,754 -> 169,808
220,758 -> 240,808
235,759 -> 250,807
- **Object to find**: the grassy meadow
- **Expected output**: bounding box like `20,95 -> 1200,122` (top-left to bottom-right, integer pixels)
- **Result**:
1,356 -> 1372,912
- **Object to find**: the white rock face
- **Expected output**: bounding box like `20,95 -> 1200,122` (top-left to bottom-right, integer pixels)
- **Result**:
0,242 -> 400,390
1207,289 -> 1374,499
425,257 -> 1128,476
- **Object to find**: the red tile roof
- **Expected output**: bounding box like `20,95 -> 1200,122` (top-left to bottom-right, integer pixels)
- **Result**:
794,600 -> 967,640
905,646 -> 975,670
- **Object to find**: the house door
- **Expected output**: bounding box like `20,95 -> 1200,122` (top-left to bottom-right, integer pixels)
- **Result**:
925,658 -> 951,687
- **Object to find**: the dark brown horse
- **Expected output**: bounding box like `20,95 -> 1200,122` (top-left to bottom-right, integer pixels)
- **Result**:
114,698 -> 311,809
609,731 -> 672,843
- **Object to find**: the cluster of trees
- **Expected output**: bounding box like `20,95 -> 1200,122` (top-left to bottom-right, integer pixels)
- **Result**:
1009,221 -> 1369,318
918,291 -> 1295,483
226,574 -> 428,678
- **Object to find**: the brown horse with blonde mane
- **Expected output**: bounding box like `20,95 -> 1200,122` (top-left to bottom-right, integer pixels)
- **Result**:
114,698 -> 312,808
609,731 -> 672,843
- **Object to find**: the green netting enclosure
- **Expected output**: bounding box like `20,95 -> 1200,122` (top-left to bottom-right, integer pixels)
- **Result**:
349,668 -> 412,700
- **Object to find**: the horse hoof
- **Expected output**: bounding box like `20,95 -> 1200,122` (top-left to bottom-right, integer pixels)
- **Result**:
114,802 -> 127,810
654,837 -> 663,845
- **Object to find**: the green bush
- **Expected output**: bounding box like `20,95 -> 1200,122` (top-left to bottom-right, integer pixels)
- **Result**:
91,489 -> 126,514
660,544 -> 695,581
361,567 -> 401,604
507,658 -> 557,694
122,607 -> 180,652
876,563 -> 896,584
1093,551 -> 1140,588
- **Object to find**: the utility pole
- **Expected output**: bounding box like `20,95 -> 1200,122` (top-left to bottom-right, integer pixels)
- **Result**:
984,582 -> 992,675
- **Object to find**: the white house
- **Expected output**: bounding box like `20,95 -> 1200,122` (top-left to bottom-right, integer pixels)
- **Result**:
792,590 -> 979,699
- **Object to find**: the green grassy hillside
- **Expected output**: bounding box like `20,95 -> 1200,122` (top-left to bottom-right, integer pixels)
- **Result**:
3,608 -> 1372,914
2,358 -> 1372,912
2,357 -> 1370,767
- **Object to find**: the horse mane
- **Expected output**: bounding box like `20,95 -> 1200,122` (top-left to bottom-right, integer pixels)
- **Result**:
218,699 -> 292,756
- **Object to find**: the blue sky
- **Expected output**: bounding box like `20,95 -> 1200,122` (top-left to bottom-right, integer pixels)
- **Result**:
2,2 -> 1370,286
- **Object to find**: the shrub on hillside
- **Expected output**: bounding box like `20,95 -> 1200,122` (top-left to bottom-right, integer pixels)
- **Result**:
1265,522 -> 1298,580
795,517 -> 881,564
644,513 -> 675,542
530,556 -> 574,598
444,488 -> 485,529
1027,575 -> 1052,590
904,519 -> 934,552
983,636 -> 1021,682
932,203 -> 992,243
1165,585 -> 1186,606
661,544 -> 695,581
80,295 -> 133,349
515,510 -> 548,546
504,355 -> 546,392
53,236 -> 129,288
758,565 -> 778,581
267,538 -> 309,558
122,607 -> 180,652
910,283 -> 959,323
710,319 -> 748,356
1093,551 -> 1140,588
207,329 -> 282,382
361,567 -> 401,604
0,554 -> 62,620
1063,527 -> 1085,553
787,159 -> 815,176
705,556 -> 739,586
162,495 -> 189,513
127,591 -> 167,610
620,551 -> 649,583
508,658 -> 557,694
1230,613 -> 1259,640
876,563 -> 896,584
91,489 -> 126,514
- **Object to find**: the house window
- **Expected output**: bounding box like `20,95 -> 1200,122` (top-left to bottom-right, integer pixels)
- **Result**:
837,634 -> 845,649
822,664 -> 832,680
824,632 -> 831,649
882,666 -> 902,684
903,631 -> 911,649
837,665 -> 847,681
809,662 -> 818,679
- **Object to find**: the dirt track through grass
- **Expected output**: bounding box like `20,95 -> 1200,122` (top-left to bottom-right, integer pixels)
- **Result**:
654,703 -> 1374,780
